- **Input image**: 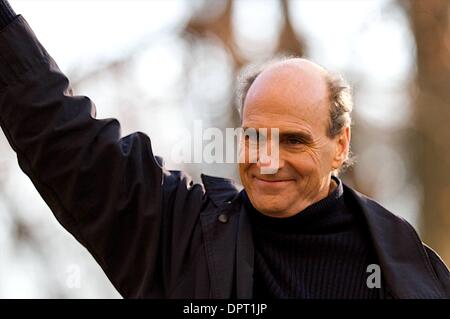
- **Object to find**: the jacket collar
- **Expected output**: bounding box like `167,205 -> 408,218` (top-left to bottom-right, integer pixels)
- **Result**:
200,174 -> 243,207
344,184 -> 445,299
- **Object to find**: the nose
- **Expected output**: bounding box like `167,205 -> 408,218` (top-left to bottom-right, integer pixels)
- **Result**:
257,153 -> 283,174
256,129 -> 281,174
256,155 -> 272,167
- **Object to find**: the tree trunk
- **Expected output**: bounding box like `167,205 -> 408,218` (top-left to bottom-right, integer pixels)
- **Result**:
404,0 -> 450,265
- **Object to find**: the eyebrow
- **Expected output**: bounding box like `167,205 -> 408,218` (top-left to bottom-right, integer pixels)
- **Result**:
279,131 -> 314,144
241,127 -> 314,144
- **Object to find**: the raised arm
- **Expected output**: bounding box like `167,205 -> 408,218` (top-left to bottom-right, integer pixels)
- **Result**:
0,1 -> 15,29
0,2 -> 206,297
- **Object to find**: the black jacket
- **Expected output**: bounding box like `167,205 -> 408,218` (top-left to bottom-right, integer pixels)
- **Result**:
0,16 -> 449,299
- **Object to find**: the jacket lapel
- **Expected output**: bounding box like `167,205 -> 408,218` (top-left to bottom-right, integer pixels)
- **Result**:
235,203 -> 254,298
199,207 -> 238,298
200,174 -> 254,298
344,184 -> 445,298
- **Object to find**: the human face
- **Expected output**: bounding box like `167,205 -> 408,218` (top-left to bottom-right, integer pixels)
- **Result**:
239,59 -> 349,218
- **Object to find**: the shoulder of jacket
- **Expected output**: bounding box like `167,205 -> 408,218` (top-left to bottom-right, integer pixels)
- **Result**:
343,183 -> 448,298
343,183 -> 412,226
200,174 -> 243,208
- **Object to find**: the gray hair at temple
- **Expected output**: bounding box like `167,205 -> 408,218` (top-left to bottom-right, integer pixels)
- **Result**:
235,56 -> 355,175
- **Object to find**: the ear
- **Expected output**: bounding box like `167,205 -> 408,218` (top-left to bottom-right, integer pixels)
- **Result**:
331,126 -> 351,170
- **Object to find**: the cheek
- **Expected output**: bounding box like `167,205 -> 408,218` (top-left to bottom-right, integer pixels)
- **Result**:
292,146 -> 335,176
238,163 -> 251,184
318,145 -> 337,171
285,152 -> 318,177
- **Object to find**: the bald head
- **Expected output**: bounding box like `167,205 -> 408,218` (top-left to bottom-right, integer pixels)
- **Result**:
237,57 -> 353,139
253,58 -> 328,89
244,58 -> 330,124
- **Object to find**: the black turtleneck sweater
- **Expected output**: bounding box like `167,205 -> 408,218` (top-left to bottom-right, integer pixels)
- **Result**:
243,177 -> 383,299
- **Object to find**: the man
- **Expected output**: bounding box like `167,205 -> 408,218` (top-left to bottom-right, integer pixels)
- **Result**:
0,1 -> 448,299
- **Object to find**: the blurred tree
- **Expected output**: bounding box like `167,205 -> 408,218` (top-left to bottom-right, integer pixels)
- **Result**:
276,0 -> 305,55
180,0 -> 306,180
185,0 -> 246,69
402,0 -> 450,264
184,0 -> 305,69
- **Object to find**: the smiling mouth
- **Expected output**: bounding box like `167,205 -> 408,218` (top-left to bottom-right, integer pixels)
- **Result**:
254,176 -> 295,184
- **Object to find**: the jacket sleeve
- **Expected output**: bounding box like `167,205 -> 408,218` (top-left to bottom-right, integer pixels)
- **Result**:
0,15 -> 206,297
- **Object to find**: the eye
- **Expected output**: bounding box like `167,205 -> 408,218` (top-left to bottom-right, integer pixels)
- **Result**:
286,137 -> 304,145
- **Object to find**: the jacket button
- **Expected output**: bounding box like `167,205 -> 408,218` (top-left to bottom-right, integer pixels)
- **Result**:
218,214 -> 228,224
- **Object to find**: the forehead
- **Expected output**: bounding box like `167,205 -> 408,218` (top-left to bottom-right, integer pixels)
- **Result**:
242,62 -> 330,135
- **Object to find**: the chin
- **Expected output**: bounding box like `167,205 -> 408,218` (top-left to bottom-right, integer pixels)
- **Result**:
253,199 -> 289,217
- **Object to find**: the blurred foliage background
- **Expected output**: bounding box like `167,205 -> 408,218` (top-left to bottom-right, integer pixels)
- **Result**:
0,0 -> 448,298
